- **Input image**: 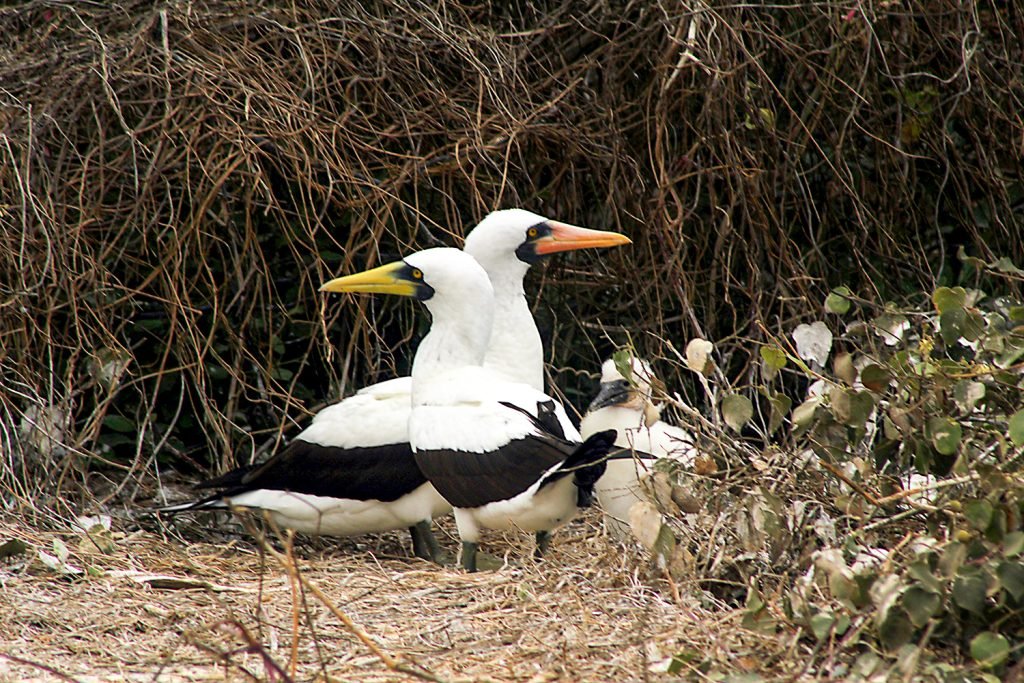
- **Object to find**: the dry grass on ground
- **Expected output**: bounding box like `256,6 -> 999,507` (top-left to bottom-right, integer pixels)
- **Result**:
0,512 -> 791,683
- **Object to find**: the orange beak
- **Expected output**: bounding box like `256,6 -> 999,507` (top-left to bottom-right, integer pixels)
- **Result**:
532,221 -> 632,255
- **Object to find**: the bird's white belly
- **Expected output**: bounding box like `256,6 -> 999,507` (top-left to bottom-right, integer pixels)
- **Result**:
595,458 -> 652,539
227,484 -> 451,536
462,478 -> 579,537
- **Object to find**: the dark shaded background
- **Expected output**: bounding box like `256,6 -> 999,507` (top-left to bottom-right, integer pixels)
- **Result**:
1,1 -> 1020,511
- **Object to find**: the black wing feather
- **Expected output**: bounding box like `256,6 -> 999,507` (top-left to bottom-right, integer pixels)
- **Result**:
415,428 -> 617,509
176,439 -> 427,507
414,435 -> 571,508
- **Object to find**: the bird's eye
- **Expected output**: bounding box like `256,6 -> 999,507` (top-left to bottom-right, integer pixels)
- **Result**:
411,268 -> 423,280
527,227 -> 538,238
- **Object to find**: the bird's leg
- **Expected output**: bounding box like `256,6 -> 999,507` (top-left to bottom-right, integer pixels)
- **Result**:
461,540 -> 479,572
421,520 -> 451,565
409,523 -> 430,560
534,530 -> 552,559
410,520 -> 451,565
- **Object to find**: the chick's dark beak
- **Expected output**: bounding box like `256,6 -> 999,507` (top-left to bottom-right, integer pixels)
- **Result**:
587,379 -> 634,412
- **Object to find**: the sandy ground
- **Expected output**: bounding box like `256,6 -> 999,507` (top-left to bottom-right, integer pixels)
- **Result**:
0,511 -> 778,682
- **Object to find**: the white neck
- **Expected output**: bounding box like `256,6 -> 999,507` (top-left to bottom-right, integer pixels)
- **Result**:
483,269 -> 544,391
411,289 -> 494,386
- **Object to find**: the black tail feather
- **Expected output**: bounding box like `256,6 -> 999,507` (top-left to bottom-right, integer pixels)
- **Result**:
153,464 -> 256,514
193,464 -> 257,489
533,428 -> 617,507
154,485 -> 254,514
567,429 -> 616,507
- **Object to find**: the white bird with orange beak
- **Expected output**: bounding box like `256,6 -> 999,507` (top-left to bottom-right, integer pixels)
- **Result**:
160,210 -> 630,563
322,247 -> 618,571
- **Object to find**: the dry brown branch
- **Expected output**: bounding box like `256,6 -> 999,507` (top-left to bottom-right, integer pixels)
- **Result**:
1,1 -> 1019,512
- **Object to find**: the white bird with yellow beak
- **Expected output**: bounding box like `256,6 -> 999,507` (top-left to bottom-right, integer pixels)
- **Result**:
323,247 -> 617,571
580,356 -> 697,539
160,211 -> 629,563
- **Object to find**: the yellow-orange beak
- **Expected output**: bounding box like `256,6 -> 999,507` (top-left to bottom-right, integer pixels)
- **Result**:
532,221 -> 632,255
319,261 -> 423,298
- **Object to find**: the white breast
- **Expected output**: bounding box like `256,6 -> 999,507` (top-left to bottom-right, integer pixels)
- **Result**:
582,405 -> 696,539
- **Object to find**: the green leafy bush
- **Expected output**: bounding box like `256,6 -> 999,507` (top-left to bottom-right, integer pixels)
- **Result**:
631,261 -> 1023,676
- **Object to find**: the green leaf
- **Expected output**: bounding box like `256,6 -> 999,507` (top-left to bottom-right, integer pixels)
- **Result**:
271,367 -> 294,381
860,364 -> 891,393
996,337 -> 1024,369
612,349 -> 633,383
878,609 -> 914,651
826,286 -> 853,315
939,308 -> 967,344
902,585 -> 941,627
939,542 -> 967,577
962,309 -> 985,342
852,652 -> 882,677
792,396 -> 821,428
997,561 -> 1024,601
103,415 -> 135,433
100,433 -> 135,448
759,345 -> 788,372
927,417 -> 962,455
957,245 -> 986,268
1009,410 -> 1024,447
135,317 -> 166,332
53,537 -> 69,563
882,416 -> 902,441
721,394 -> 754,432
652,524 -> 676,567
933,286 -> 967,313
984,506 -> 1007,543
970,632 -> 1009,668
207,364 -> 229,381
810,612 -> 836,641
271,335 -> 285,355
964,499 -> 994,533
848,391 -> 875,426
666,650 -> 699,675
831,388 -> 875,427
952,572 -> 987,614
741,587 -> 776,635
1004,531 -> 1024,557
953,380 -> 986,413
767,394 -> 792,435
908,560 -> 942,594
992,256 -> 1023,274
